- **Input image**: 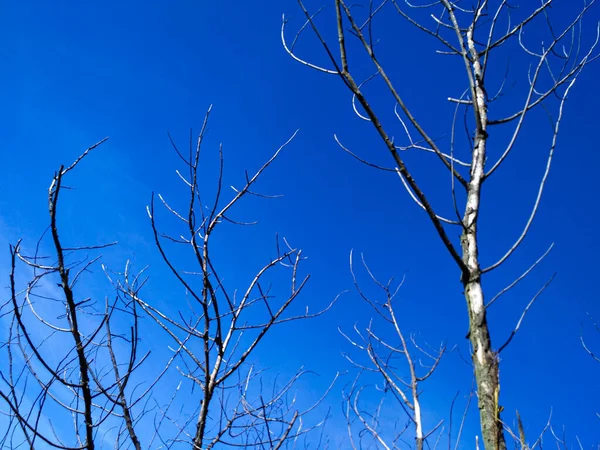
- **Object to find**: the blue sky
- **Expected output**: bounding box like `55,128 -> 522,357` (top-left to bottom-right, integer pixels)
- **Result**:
1,0 -> 599,448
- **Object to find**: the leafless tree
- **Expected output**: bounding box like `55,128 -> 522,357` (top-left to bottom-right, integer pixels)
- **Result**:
340,251 -> 448,450
1,138 -> 145,450
282,1 -> 599,450
1,108 -> 336,449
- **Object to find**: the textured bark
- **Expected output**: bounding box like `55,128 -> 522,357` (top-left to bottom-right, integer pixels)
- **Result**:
461,173 -> 506,450
459,15 -> 507,450
464,275 -> 505,450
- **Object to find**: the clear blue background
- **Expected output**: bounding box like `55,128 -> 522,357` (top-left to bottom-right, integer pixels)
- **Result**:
1,1 -> 599,447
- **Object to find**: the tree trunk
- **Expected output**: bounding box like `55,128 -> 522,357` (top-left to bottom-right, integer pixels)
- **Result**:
464,274 -> 506,450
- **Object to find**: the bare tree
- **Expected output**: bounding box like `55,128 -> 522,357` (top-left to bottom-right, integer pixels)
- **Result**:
282,1 -> 600,450
1,109 -> 335,449
340,251 -> 448,450
1,138 -> 145,450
